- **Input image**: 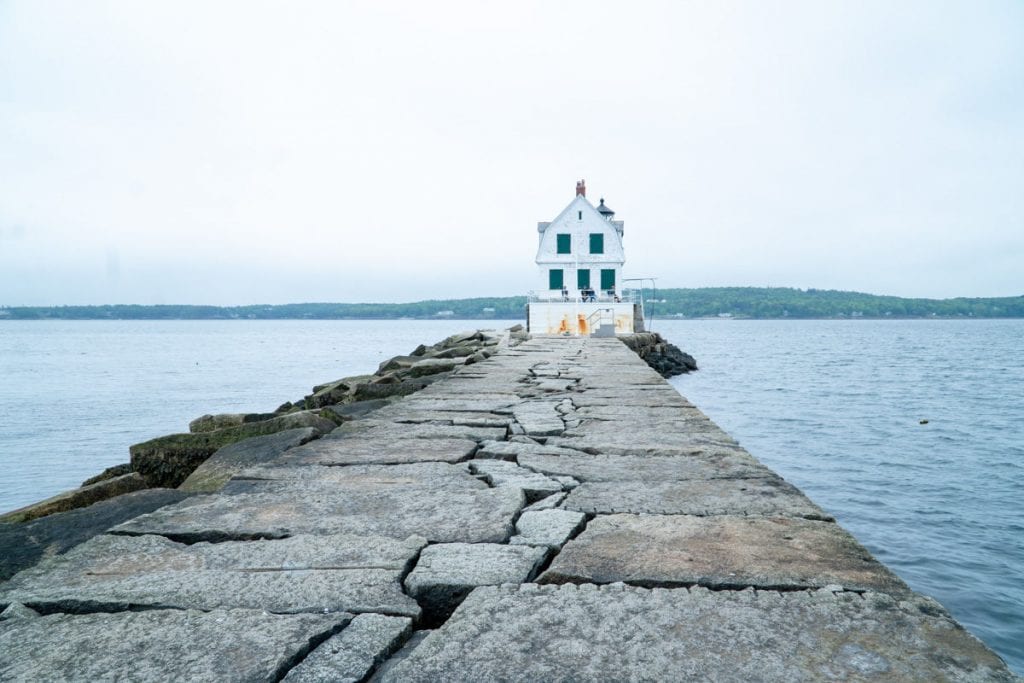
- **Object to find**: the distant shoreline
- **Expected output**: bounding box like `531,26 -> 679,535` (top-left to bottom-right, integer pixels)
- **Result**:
2,287 -> 1022,320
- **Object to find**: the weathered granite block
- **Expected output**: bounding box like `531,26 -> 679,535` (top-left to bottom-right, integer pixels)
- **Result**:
179,427 -> 319,493
283,613 -> 411,682
0,533 -> 424,617
475,439 -> 585,461
0,473 -> 148,524
112,486 -> 525,544
467,459 -> 564,502
130,411 -> 336,488
0,488 -> 192,581
279,437 -> 477,467
539,514 -> 908,594
517,449 -> 773,482
512,402 -> 564,436
0,608 -> 350,682
377,584 -> 1017,682
509,509 -> 586,549
223,462 -> 487,494
562,479 -> 833,520
404,543 -> 548,624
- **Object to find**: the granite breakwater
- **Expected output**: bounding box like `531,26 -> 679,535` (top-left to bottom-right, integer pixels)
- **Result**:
0,328 -> 1016,681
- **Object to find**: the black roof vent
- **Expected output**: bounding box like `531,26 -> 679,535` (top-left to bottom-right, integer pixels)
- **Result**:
597,198 -> 615,216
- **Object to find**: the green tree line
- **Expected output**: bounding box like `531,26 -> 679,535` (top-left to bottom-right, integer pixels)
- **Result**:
2,288 -> 1023,320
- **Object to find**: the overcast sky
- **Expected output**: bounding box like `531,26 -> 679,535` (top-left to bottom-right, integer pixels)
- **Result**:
1,1 -> 1021,305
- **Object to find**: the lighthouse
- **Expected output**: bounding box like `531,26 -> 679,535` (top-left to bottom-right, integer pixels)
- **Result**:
527,180 -> 645,335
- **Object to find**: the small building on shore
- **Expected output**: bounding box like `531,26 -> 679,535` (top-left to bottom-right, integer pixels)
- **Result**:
527,180 -> 644,335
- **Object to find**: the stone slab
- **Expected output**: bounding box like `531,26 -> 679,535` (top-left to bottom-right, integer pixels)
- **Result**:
475,439 -> 585,461
404,543 -> 548,624
377,584 -> 1017,682
112,486 -> 525,544
0,608 -> 350,682
390,395 -> 521,413
180,428 -> 319,493
562,479 -> 833,520
522,492 -> 567,511
0,533 -> 423,617
509,509 -> 586,549
277,437 -> 478,467
539,514 -> 908,594
383,411 -> 513,428
512,402 -> 565,436
467,459 -> 564,502
0,488 -> 191,581
328,421 -> 508,442
283,613 -> 412,683
518,450 -> 774,482
545,433 -> 742,457
223,461 -> 487,494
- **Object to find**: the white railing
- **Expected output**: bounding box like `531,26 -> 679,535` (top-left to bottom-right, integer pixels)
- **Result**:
528,289 -> 640,304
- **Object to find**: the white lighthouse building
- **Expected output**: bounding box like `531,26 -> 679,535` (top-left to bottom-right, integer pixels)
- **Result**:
527,180 -> 645,335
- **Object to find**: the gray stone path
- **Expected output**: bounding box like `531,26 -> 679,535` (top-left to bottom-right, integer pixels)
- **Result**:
1,334 -> 1018,681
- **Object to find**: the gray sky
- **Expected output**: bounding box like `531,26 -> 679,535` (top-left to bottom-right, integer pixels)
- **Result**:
1,1 -> 1021,305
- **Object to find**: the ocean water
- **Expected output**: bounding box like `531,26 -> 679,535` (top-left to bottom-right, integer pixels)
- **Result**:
0,318 -> 1021,672
661,319 -> 1024,674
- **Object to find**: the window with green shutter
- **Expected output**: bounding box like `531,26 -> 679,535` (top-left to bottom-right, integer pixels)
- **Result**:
549,269 -> 564,290
556,234 -> 571,254
577,268 -> 591,289
589,233 -> 604,254
601,269 -> 615,291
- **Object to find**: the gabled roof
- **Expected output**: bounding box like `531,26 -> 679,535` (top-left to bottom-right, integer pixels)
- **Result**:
540,194 -> 610,233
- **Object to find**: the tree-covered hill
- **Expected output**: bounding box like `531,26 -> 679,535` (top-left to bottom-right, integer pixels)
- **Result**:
647,287 -> 1024,319
2,288 -> 1022,320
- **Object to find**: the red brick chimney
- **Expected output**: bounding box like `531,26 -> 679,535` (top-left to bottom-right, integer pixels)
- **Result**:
576,179 -> 586,197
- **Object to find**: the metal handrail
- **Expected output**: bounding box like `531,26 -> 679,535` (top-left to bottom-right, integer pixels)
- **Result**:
527,289 -> 640,304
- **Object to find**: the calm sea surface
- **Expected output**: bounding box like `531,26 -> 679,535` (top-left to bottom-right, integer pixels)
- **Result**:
0,318 -> 1021,672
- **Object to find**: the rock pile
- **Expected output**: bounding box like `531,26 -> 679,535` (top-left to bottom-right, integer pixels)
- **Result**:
619,331 -> 698,377
0,329 -> 505,526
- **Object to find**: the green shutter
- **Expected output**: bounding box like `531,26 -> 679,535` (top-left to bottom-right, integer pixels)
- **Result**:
549,269 -> 564,290
601,269 -> 615,290
556,234 -> 571,254
589,233 -> 604,254
577,268 -> 591,289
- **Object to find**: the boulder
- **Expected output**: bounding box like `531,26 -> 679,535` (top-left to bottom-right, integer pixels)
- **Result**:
178,427 -> 320,493
0,488 -> 191,580
376,356 -> 421,375
433,346 -> 478,359
440,331 -> 482,347
305,375 -> 374,409
352,376 -> 440,401
618,332 -> 697,377
80,463 -> 132,487
188,412 -> 277,433
130,411 -> 336,488
0,473 -> 148,525
324,399 -> 391,420
406,358 -> 462,378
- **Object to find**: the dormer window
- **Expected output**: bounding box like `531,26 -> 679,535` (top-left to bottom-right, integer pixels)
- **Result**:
556,234 -> 571,254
